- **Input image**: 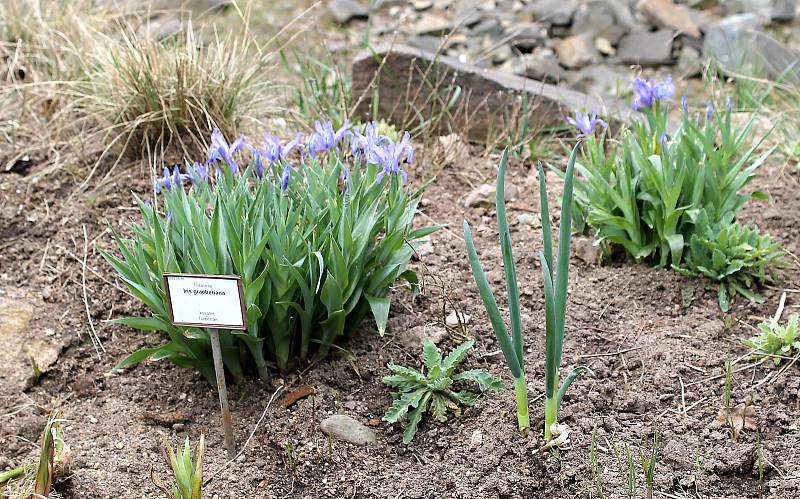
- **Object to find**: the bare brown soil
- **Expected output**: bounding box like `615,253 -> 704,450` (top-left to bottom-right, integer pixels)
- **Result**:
0,145 -> 799,499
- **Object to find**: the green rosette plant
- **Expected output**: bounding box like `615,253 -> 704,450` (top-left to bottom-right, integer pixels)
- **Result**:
102,122 -> 436,384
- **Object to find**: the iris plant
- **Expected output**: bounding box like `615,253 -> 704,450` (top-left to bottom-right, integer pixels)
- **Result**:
105,122 -> 435,385
464,147 -> 588,439
566,111 -> 607,139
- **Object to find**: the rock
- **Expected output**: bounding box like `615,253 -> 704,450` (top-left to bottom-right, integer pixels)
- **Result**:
704,15 -> 800,82
772,0 -> 797,21
0,291 -> 63,395
402,324 -> 448,348
573,236 -> 602,264
138,15 -> 183,41
509,51 -> 563,83
320,415 -> 377,446
525,0 -> 579,26
596,37 -> 615,56
572,0 -> 635,41
491,45 -> 514,64
412,0 -> 434,10
556,35 -> 598,69
415,239 -> 435,257
569,65 -> 627,97
408,35 -> 442,54
351,44 -> 628,144
616,29 -> 675,65
517,213 -> 541,227
445,311 -> 471,327
464,182 -> 519,207
639,0 -> 701,38
451,7 -> 483,28
470,429 -> 483,449
329,0 -> 369,24
414,12 -> 452,36
677,44 -> 702,76
505,22 -> 547,52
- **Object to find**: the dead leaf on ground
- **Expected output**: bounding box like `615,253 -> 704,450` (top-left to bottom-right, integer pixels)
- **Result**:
716,403 -> 758,439
281,385 -> 316,408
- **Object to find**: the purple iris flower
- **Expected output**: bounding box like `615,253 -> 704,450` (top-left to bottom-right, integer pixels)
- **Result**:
185,160 -> 210,185
155,166 -> 188,193
374,131 -> 413,184
166,211 -> 173,224
631,75 -> 674,110
208,128 -> 247,173
660,133 -> 669,148
565,111 -> 607,139
306,120 -> 350,157
263,132 -> 303,163
706,102 -> 714,120
726,97 -> 733,113
351,122 -> 389,163
681,96 -> 688,113
280,164 -> 292,192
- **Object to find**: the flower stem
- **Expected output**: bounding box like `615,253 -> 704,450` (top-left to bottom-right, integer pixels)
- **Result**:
544,395 -> 558,440
513,376 -> 530,431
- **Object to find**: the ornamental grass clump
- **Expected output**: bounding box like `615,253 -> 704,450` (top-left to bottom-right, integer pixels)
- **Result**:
103,121 -> 434,384
464,147 -> 587,440
569,74 -> 780,310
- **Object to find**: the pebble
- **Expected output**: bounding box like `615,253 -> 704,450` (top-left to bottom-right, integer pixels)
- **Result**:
445,310 -> 470,327
320,415 -> 377,446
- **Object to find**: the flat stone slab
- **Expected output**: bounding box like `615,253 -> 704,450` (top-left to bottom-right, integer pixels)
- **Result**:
351,44 -> 629,143
0,289 -> 64,397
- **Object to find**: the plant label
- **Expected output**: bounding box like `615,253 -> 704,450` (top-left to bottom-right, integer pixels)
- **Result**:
163,273 -> 247,329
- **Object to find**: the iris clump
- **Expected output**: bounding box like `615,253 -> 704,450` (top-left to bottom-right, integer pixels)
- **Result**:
568,74 -> 782,310
103,121 -> 436,384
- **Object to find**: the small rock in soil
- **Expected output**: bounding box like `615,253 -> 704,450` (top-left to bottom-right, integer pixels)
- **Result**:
616,29 -> 675,66
573,236 -> 601,264
329,0 -> 369,24
639,0 -> 701,38
470,429 -> 483,449
463,181 -> 519,207
569,65 -> 626,97
517,213 -> 541,228
556,35 -> 598,69
320,415 -> 377,446
402,324 -> 448,348
505,22 -> 547,52
407,35 -> 442,54
446,311 -> 470,327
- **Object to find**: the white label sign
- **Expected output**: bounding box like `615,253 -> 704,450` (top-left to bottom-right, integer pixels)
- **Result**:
164,274 -> 247,330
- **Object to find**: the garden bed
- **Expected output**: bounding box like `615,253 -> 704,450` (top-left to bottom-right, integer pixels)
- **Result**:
0,139 -> 798,498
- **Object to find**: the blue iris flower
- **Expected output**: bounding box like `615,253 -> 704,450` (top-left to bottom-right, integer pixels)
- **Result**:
631,75 -> 674,110
374,131 -> 413,184
208,128 -> 248,173
280,164 -> 292,192
185,160 -> 210,185
306,120 -> 350,157
155,166 -> 189,193
565,111 -> 607,139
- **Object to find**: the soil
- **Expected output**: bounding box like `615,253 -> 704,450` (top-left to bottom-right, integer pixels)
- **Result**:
0,140 -> 799,499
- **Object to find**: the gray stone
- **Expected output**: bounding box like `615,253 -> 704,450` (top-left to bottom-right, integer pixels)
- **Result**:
510,51 -> 563,83
452,7 -> 483,28
677,44 -> 702,76
412,0 -> 434,10
704,14 -> 800,81
556,34 -> 598,69
569,65 -> 627,97
414,12 -> 452,36
351,44 -> 629,144
329,0 -> 369,24
639,0 -> 701,38
137,15 -> 183,41
408,35 -> 442,54
320,415 -> 377,446
616,29 -> 676,65
772,0 -> 797,21
572,0 -> 635,41
525,0 -> 579,26
505,22 -> 548,51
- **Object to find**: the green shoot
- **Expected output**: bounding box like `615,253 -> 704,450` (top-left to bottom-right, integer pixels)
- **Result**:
464,145 -> 588,439
152,434 -> 205,499
383,339 -> 502,443
639,432 -> 660,499
589,426 -> 604,498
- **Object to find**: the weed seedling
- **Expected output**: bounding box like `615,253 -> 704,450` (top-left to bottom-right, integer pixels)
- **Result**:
588,426 -> 604,498
640,432 -> 660,499
383,339 -> 501,443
